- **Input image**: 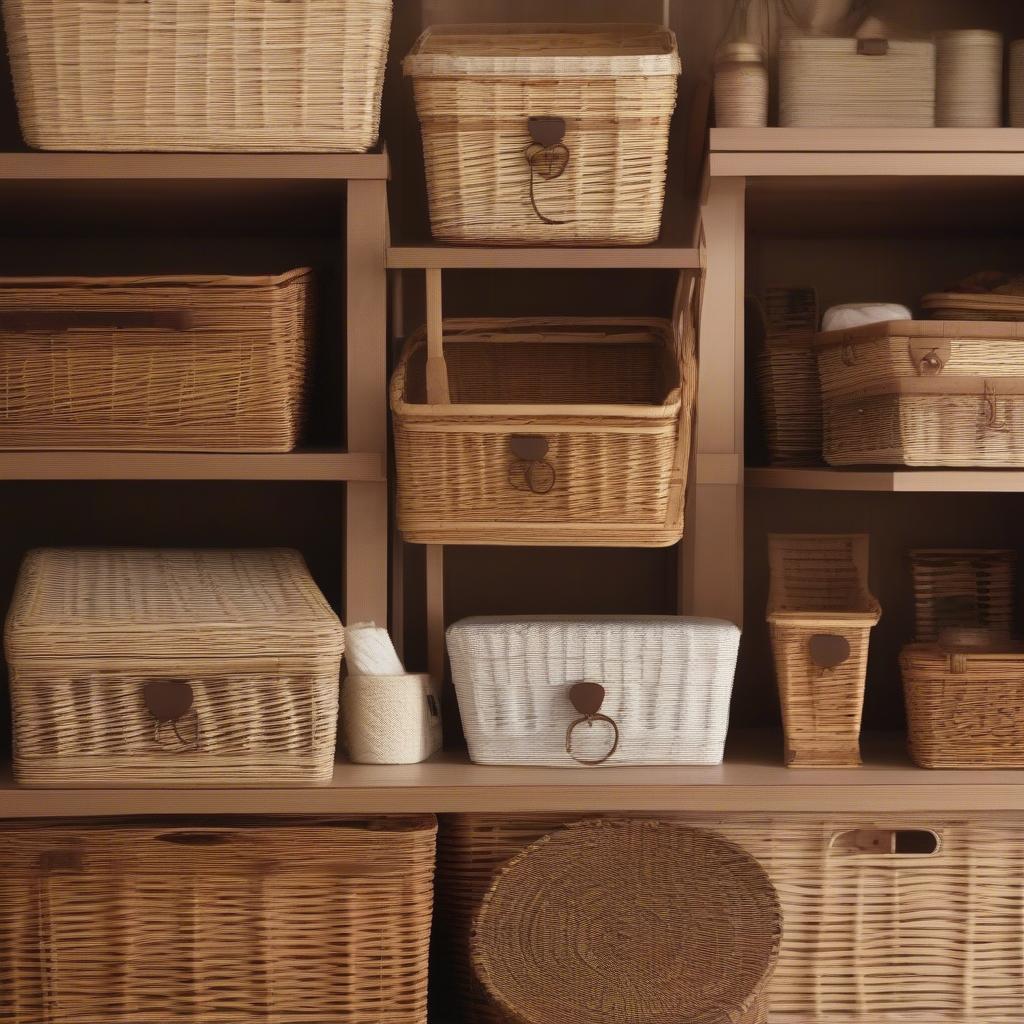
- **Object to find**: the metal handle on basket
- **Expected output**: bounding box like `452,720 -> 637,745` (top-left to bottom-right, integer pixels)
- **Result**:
142,678 -> 200,751
565,682 -> 619,766
525,117 -> 570,225
829,829 -> 941,856
0,310 -> 193,332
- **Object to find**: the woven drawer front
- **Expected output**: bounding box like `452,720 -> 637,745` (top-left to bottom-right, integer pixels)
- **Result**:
0,271 -> 312,452
437,813 -> 1024,1024
0,815 -> 437,1024
2,0 -> 392,152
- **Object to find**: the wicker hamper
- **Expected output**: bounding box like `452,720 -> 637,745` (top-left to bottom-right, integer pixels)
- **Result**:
779,34 -> 936,127
404,24 -> 680,245
4,547 -> 344,786
815,319 -> 1024,467
0,270 -> 312,452
391,287 -> 696,546
438,812 -> 1024,1024
0,814 -> 436,1024
767,534 -> 881,767
446,615 -> 741,766
903,640 -> 1024,768
2,0 -> 392,152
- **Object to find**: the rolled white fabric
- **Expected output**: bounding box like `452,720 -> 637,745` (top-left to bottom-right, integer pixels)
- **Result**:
821,303 -> 912,333
342,674 -> 443,764
344,622 -> 405,676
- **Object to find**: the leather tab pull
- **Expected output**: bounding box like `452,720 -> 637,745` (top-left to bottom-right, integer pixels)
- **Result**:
569,681 -> 606,716
857,38 -> 889,56
528,116 -> 566,149
143,679 -> 194,723
809,634 -> 851,670
910,340 -> 950,376
510,436 -> 549,462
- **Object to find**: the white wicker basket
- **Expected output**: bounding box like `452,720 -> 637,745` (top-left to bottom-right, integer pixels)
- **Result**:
341,673 -> 443,765
446,615 -> 740,767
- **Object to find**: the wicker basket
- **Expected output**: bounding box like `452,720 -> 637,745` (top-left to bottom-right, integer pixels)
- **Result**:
779,35 -> 936,127
923,291 -> 1024,320
935,30 -> 1003,128
910,549 -> 1016,643
446,616 -> 741,767
903,640 -> 1024,768
767,534 -> 881,767
404,24 -> 680,245
472,819 -> 781,1024
341,673 -> 443,765
2,0 -> 392,152
439,812 -> 1024,1024
391,288 -> 697,546
0,814 -> 436,1024
715,42 -> 769,128
4,547 -> 345,786
816,318 -> 1024,467
756,287 -> 822,465
0,270 -> 312,451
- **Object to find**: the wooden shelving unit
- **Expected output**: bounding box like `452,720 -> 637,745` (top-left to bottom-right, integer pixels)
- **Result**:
746,467 -> 1024,493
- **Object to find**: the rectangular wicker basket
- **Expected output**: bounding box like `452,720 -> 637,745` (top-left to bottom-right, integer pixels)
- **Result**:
0,269 -> 312,452
404,23 -> 680,245
446,616 -> 741,766
437,812 -> 1024,1024
779,35 -> 936,127
767,534 -> 881,768
816,318 -> 1024,467
4,547 -> 345,786
391,284 -> 697,547
0,814 -> 437,1024
2,0 -> 392,152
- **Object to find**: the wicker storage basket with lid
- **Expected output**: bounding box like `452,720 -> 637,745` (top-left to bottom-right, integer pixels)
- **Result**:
767,534 -> 881,767
4,547 -> 344,786
0,814 -> 436,1024
2,0 -> 392,152
471,819 -> 781,1024
815,319 -> 1024,466
446,615 -> 740,767
391,275 -> 697,546
439,811 -> 1024,1024
0,269 -> 312,452
403,24 -> 680,245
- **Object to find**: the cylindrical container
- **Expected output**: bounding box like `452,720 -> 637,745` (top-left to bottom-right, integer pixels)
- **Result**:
1011,40 -> 1024,126
715,42 -> 769,127
936,30 -> 1003,128
341,673 -> 443,764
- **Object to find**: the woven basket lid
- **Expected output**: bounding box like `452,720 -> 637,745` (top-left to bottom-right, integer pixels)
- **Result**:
472,819 -> 781,1024
404,23 -> 681,79
716,41 -> 765,65
5,548 -> 344,661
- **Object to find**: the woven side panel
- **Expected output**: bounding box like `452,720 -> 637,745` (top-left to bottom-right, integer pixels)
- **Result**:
2,1 -> 392,152
757,349 -> 822,465
0,815 -> 437,1024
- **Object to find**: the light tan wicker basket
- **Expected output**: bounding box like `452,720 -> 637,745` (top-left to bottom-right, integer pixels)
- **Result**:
440,812 -> 1024,1024
0,269 -> 312,451
910,549 -> 1016,643
404,24 -> 680,245
903,641 -> 1024,769
715,42 -> 769,128
391,280 -> 697,547
816,319 -> 1024,467
935,30 -> 1003,128
923,291 -> 1024,320
4,547 -> 345,786
767,534 -> 881,767
779,34 -> 936,127
472,819 -> 781,1024
2,0 -> 392,152
0,814 -> 436,1024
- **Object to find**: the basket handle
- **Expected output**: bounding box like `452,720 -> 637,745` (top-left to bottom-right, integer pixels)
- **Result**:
0,309 -> 193,332
425,269 -> 450,405
808,633 -> 851,670
142,678 -> 200,752
829,829 -> 941,856
565,682 -> 619,766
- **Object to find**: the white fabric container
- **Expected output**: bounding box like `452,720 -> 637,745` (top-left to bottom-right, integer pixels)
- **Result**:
446,615 -> 740,767
341,673 -> 442,765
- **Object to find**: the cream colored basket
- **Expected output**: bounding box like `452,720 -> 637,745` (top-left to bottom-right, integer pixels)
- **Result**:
2,0 -> 392,151
341,673 -> 443,765
446,616 -> 741,767
779,34 -> 935,127
404,23 -> 680,245
4,548 -> 345,786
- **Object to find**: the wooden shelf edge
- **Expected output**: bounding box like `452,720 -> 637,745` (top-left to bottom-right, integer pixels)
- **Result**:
386,244 -> 702,270
711,127 -> 1024,154
710,149 -> 1024,178
746,467 -> 1024,493
0,152 -> 390,181
0,451 -> 386,482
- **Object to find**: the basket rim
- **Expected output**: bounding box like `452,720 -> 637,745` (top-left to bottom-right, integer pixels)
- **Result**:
390,316 -> 685,420
0,268 -> 312,290
815,317 -> 1024,347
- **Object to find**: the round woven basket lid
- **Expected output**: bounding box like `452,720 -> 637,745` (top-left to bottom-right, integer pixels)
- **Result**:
472,819 -> 782,1024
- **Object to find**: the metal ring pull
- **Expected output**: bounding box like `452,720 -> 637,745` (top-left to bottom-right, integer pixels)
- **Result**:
564,681 -> 619,766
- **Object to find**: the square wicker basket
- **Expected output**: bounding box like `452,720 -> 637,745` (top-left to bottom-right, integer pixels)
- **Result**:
0,815 -> 437,1024
0,269 -> 313,452
4,547 -> 344,786
404,23 -> 680,245
2,0 -> 392,152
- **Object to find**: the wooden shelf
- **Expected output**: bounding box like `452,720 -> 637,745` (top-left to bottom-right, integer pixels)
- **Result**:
0,451 -> 385,482
0,152 -> 390,181
387,243 -> 701,270
747,467 -> 1024,493
4,734 -> 1023,816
